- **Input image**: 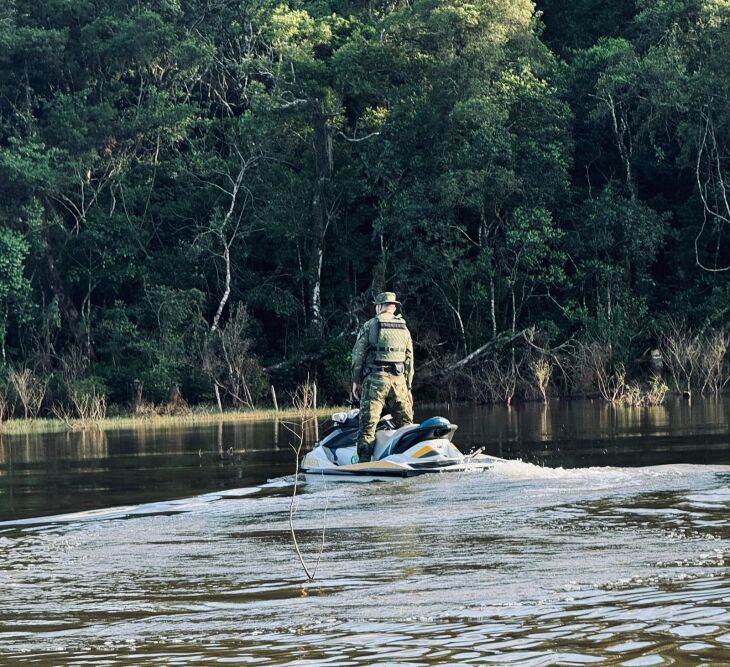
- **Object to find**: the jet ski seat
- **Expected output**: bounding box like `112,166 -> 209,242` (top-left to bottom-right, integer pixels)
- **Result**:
377,417 -> 457,459
372,425 -> 415,459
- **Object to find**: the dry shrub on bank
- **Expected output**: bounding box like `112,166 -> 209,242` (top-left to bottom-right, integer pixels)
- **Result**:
565,342 -> 670,405
646,376 -> 670,405
438,334 -> 561,404
134,400 -> 161,418
568,342 -> 626,402
452,354 -> 554,405
530,357 -> 553,403
661,323 -> 730,396
0,391 -> 8,430
620,383 -> 642,407
52,349 -> 108,429
164,383 -> 190,416
52,390 -> 107,430
73,390 -> 107,425
435,329 -> 690,406
619,377 -> 669,407
9,368 -> 47,419
700,329 -> 730,394
661,323 -> 700,395
457,358 -> 519,405
165,398 -> 191,416
202,304 -> 266,410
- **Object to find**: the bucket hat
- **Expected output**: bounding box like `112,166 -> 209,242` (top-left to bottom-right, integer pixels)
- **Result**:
373,291 -> 401,305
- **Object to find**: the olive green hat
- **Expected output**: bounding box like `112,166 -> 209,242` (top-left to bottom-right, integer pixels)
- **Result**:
373,291 -> 401,306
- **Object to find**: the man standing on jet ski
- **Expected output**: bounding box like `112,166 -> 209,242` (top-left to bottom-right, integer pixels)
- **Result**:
351,292 -> 414,462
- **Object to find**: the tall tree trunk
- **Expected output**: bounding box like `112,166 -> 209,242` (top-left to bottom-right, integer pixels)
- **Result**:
309,105 -> 334,337
207,164 -> 245,412
45,251 -> 82,345
211,241 -> 232,333
511,283 -> 516,334
490,274 -> 497,339
606,93 -> 636,201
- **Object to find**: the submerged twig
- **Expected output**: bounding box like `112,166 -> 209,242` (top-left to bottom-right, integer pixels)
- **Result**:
283,378 -> 328,581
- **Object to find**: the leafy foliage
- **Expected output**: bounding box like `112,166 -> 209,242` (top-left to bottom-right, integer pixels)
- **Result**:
0,0 -> 727,407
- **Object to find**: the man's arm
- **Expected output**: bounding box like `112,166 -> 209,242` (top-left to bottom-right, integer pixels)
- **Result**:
406,331 -> 415,389
351,321 -> 370,398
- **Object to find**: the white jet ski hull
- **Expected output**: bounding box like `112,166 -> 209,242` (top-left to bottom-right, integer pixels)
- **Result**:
300,411 -> 504,481
302,458 -> 503,482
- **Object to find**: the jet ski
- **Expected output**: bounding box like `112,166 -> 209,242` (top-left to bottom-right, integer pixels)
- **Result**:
300,409 -> 505,481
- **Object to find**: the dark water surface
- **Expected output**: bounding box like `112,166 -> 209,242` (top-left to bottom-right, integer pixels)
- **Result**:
0,399 -> 728,665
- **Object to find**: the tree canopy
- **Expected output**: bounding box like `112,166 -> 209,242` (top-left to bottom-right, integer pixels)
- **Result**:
0,0 -> 728,407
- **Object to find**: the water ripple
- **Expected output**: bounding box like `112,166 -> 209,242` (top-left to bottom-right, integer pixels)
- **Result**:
0,463 -> 728,665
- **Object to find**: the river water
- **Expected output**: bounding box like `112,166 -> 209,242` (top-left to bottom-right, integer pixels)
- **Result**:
0,399 -> 728,665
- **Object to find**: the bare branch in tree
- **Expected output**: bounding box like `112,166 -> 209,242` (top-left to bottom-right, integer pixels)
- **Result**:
694,111 -> 730,272
336,130 -> 381,142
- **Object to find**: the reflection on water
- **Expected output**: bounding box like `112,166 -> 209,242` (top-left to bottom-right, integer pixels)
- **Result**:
0,463 -> 728,665
0,398 -> 728,666
1,398 -> 729,522
0,419 -> 304,521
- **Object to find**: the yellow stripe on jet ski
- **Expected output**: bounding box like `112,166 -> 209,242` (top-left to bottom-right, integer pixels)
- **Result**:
335,460 -> 408,471
413,445 -> 435,458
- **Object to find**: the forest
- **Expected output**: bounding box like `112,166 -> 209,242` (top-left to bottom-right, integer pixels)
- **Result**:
0,0 -> 729,419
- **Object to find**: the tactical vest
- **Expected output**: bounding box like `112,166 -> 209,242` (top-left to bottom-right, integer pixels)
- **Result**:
368,315 -> 409,364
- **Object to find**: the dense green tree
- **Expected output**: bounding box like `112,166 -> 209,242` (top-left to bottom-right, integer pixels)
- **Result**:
0,0 -> 727,409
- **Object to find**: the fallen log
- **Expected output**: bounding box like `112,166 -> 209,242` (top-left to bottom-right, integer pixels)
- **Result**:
445,327 -> 535,373
264,352 -> 323,374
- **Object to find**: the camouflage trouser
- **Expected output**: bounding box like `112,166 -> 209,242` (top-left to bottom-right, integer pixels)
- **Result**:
356,371 -> 413,462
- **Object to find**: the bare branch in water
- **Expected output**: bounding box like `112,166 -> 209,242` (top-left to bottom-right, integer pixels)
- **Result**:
283,378 -> 328,581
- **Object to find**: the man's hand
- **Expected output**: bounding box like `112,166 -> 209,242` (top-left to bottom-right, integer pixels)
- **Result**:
352,383 -> 361,401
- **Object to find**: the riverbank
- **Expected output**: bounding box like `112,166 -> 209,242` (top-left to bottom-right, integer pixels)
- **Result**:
0,404 -> 347,437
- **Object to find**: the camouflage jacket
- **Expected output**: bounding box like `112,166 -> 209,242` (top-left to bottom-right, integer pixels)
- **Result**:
351,313 -> 414,388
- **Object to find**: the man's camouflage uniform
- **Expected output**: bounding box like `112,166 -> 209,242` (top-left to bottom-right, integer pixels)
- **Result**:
351,292 -> 414,462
